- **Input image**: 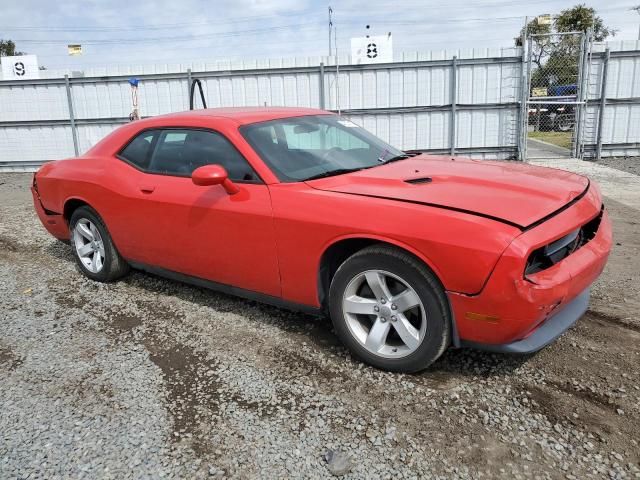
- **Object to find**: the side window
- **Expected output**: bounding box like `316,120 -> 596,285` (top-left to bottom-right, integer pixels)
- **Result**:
147,131 -> 191,175
146,129 -> 260,182
119,131 -> 156,169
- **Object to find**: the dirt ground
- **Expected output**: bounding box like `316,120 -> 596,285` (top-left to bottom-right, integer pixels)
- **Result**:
0,172 -> 639,479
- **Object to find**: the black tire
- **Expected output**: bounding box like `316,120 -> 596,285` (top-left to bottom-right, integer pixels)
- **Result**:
69,206 -> 129,282
539,113 -> 555,132
328,245 -> 451,373
555,114 -> 573,132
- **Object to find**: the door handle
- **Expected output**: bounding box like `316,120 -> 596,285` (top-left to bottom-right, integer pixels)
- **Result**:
139,185 -> 156,194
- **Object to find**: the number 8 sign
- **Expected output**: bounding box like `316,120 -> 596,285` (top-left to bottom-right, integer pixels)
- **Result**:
1,55 -> 40,80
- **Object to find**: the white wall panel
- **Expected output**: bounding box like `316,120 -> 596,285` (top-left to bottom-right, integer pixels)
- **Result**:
76,124 -> 122,154
325,65 -> 454,110
456,109 -> 516,149
0,84 -> 69,121
0,126 -> 75,162
345,111 -> 452,151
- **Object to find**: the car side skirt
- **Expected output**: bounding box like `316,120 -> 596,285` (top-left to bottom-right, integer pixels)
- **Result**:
128,261 -> 324,317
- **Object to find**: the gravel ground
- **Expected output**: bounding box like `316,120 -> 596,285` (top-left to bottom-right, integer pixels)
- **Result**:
1,173 -> 639,479
597,157 -> 640,177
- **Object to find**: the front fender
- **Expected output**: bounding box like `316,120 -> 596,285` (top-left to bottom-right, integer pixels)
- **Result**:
269,183 -> 520,307
318,232 -> 447,287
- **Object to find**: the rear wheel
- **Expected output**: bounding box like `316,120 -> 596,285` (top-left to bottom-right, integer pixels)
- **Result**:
69,206 -> 129,282
328,245 -> 450,373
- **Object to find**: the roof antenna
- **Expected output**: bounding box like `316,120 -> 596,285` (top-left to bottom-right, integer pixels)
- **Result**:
328,6 -> 333,57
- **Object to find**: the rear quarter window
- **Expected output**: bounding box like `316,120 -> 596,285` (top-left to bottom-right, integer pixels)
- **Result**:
119,131 -> 157,169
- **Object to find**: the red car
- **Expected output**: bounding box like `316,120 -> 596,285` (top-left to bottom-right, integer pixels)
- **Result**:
32,107 -> 612,372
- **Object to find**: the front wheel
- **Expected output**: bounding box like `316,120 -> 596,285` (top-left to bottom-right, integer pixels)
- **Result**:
328,245 -> 451,373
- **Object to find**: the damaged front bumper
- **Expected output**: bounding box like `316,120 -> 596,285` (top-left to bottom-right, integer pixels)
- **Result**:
449,183 -> 612,353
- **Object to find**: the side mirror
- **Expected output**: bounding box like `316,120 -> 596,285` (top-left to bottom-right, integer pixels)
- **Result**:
191,165 -> 240,195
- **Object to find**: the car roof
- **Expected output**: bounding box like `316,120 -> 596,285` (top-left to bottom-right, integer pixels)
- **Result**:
83,107 -> 334,158
150,107 -> 331,126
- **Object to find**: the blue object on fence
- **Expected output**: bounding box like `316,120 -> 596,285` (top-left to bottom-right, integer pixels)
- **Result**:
548,84 -> 577,96
128,78 -> 140,87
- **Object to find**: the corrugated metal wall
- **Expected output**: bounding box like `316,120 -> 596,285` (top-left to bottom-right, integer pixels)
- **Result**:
0,48 -> 525,171
582,41 -> 640,158
325,50 -> 521,154
2,42 -> 638,171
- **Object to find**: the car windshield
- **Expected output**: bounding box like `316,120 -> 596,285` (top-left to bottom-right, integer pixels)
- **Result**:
240,115 -> 407,182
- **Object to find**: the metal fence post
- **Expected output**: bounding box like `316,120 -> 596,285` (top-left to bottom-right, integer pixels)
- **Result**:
64,74 -> 79,157
580,29 -> 594,160
574,30 -> 590,159
449,56 -> 457,156
523,37 -> 534,160
596,49 -> 610,160
517,44 -> 528,161
319,62 -> 325,109
187,68 -> 192,107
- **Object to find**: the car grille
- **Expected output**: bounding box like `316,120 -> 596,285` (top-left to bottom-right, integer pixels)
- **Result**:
525,206 -> 604,276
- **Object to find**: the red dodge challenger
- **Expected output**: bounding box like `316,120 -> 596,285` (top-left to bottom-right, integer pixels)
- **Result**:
32,107 -> 612,372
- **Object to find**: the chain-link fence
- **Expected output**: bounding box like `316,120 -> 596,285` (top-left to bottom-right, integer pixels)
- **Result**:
524,31 -> 587,158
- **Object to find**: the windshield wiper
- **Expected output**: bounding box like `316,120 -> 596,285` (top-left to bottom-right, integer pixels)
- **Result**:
380,154 -> 410,164
303,167 -> 363,181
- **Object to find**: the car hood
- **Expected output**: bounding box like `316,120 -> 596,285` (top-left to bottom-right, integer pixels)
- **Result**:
305,155 -> 589,229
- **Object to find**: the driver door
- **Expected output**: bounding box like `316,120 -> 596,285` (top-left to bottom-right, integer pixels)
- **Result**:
116,128 -> 281,297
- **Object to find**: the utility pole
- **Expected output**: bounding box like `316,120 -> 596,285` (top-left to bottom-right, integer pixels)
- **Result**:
521,15 -> 528,46
632,6 -> 640,40
335,25 -> 340,114
328,6 -> 333,57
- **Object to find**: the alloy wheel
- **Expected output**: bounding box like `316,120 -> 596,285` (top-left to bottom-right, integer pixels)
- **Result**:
72,218 -> 105,273
342,269 -> 427,358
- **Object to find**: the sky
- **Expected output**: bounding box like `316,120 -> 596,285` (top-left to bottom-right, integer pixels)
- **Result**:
1,0 -> 638,70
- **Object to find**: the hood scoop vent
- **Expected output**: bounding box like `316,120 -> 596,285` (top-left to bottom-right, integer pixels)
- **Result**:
405,177 -> 433,185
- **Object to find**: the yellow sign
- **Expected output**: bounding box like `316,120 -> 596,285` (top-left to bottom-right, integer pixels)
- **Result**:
537,14 -> 552,26
68,44 -> 82,56
532,87 -> 548,97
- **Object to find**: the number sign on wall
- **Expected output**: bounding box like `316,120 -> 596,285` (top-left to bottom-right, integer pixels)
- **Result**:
350,35 -> 393,64
1,55 -> 40,80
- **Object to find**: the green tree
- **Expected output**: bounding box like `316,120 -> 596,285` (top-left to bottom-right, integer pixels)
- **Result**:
516,5 -> 615,90
515,18 -> 552,70
0,39 -> 45,69
0,39 -> 25,57
555,4 -> 616,41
